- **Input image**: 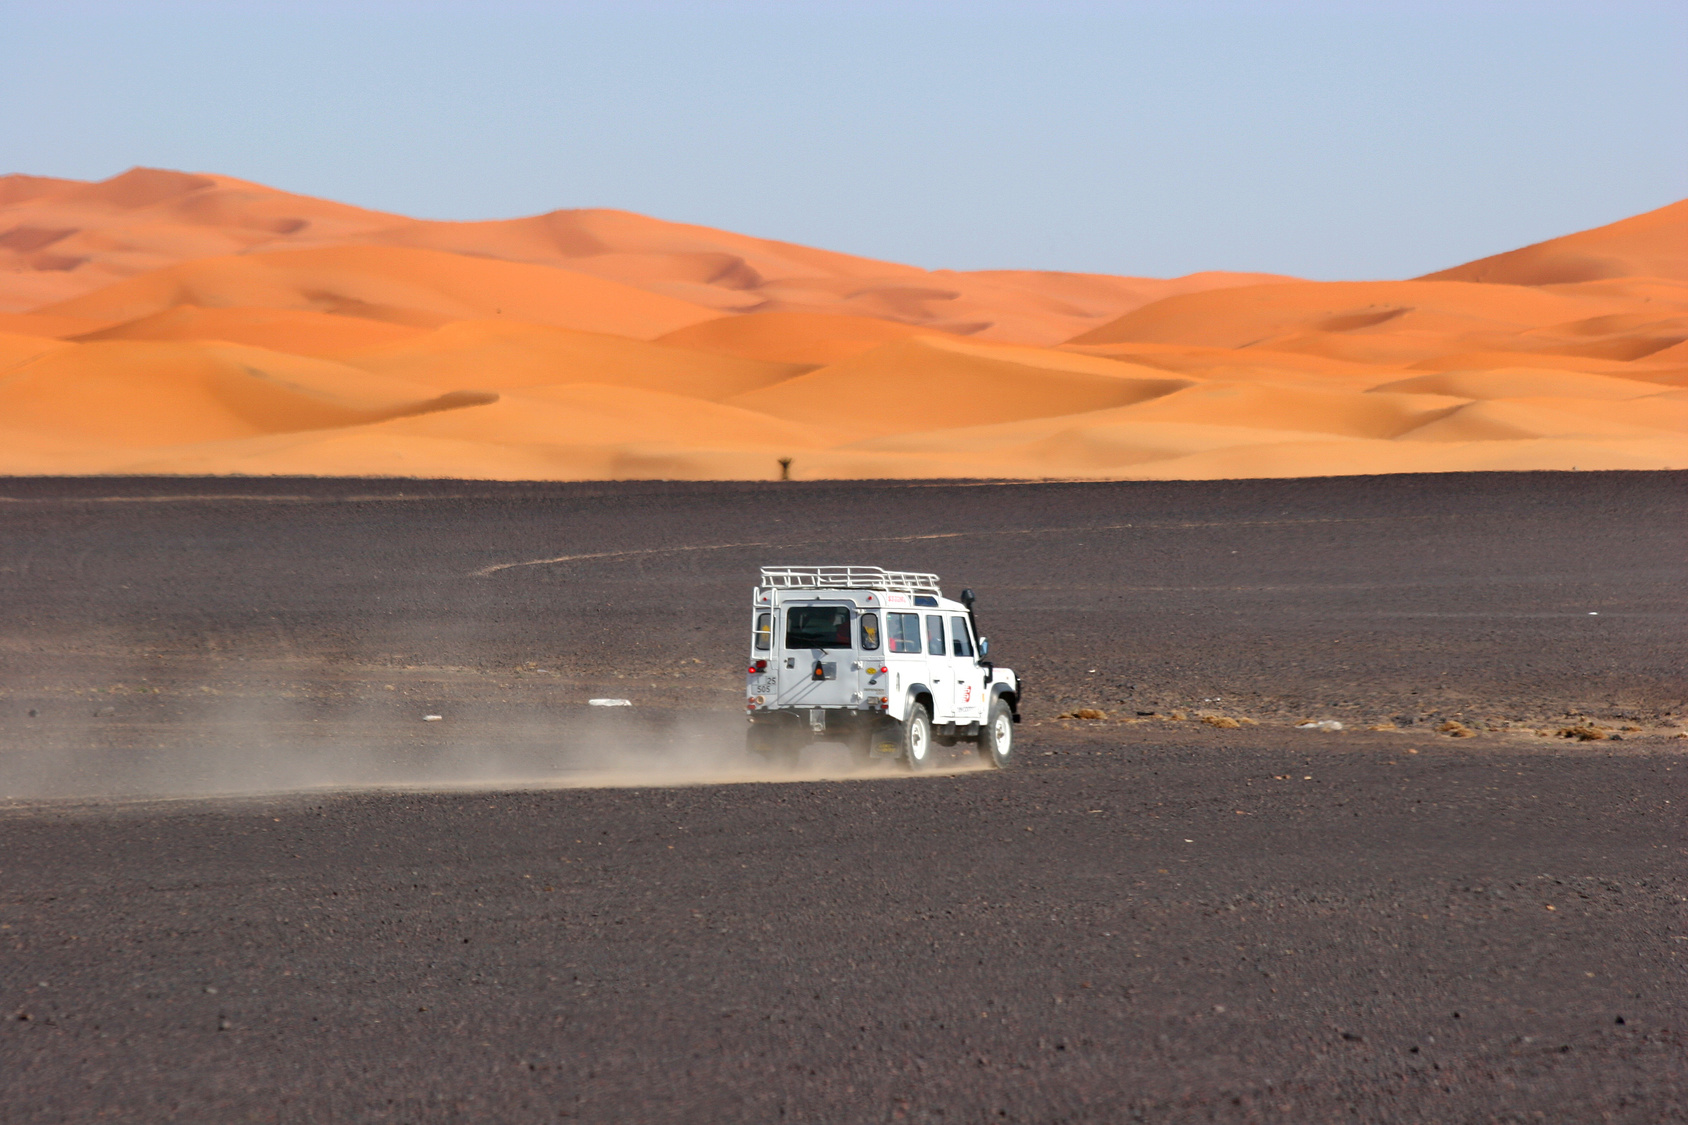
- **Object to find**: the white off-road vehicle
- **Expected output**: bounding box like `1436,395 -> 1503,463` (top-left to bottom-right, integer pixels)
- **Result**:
744,566 -> 1021,770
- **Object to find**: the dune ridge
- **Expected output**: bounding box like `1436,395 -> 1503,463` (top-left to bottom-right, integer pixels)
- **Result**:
0,168 -> 1683,481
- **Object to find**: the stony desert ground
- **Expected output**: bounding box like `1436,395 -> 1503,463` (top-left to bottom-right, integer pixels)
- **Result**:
0,473 -> 1683,1121
1,169 -> 1683,481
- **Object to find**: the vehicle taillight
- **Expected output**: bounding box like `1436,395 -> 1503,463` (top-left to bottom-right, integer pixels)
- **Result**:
747,659 -> 768,674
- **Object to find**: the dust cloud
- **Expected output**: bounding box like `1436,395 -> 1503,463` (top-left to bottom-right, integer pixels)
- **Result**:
0,686 -> 984,805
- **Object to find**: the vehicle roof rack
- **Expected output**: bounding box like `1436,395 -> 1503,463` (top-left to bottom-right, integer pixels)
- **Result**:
759,566 -> 942,595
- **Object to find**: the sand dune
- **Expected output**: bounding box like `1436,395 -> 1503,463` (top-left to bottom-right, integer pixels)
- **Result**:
0,331 -> 71,369
1371,368 -> 1668,401
76,305 -> 426,355
36,245 -> 721,338
656,311 -> 941,365
0,168 -> 402,312
339,319 -> 806,400
1070,279 -> 1637,352
0,168 -> 1683,480
1420,198 -> 1688,286
727,335 -> 1195,437
0,339 -> 493,447
0,168 -> 1288,344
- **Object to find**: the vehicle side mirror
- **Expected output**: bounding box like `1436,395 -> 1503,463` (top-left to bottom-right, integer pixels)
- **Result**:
978,637 -> 989,658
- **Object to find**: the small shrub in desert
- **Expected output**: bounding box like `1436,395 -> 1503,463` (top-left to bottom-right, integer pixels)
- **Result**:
1202,715 -> 1241,729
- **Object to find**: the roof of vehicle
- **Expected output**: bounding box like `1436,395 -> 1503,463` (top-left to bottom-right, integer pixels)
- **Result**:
759,566 -> 941,594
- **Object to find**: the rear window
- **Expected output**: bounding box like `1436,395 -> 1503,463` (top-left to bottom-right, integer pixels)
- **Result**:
887,612 -> 922,653
860,612 -> 880,651
753,612 -> 771,651
785,606 -> 852,649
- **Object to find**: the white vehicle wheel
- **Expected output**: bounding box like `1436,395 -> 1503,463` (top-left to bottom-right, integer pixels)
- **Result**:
901,704 -> 933,772
979,698 -> 1014,769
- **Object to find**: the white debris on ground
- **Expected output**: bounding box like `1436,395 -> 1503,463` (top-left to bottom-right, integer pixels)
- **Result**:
422,714 -> 443,722
588,699 -> 633,707
1297,720 -> 1344,732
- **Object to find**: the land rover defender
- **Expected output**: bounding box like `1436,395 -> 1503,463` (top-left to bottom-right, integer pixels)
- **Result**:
743,566 -> 1020,770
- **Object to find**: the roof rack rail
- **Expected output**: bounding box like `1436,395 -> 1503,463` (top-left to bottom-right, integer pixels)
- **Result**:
759,566 -> 942,595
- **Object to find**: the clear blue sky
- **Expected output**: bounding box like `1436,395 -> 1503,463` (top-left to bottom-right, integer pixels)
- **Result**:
6,1 -> 1685,280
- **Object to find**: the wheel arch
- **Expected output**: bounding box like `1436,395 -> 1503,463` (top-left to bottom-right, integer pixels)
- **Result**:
990,681 -> 1020,720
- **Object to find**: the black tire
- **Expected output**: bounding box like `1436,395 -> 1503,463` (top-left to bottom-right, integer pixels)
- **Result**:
901,703 -> 934,772
979,697 -> 1014,769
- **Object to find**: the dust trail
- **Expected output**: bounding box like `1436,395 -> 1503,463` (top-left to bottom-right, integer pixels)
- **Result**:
0,684 -> 988,806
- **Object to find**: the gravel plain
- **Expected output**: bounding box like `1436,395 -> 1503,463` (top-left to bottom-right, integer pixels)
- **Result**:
1,471 -> 1684,1122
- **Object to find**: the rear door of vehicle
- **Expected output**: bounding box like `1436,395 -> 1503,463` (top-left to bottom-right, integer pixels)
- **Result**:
923,612 -> 955,721
885,609 -> 927,717
776,601 -> 856,707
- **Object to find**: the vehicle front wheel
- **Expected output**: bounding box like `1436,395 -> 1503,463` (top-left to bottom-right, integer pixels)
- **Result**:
901,704 -> 933,772
979,698 -> 1014,769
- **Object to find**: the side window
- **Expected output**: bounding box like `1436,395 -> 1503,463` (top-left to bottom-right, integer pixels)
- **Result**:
926,614 -> 945,656
754,612 -> 771,651
950,616 -> 974,657
888,612 -> 922,653
860,612 -> 880,651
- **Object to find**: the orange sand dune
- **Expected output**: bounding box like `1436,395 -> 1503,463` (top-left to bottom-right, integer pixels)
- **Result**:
281,205 -> 1290,343
35,245 -> 720,338
1,168 -> 1286,345
656,312 -> 942,365
338,319 -> 806,400
1398,399 -> 1682,443
0,331 -> 72,370
0,311 -> 112,338
377,383 -> 828,452
0,168 -> 1683,481
727,335 -> 1195,438
0,168 -> 402,312
1421,198 -> 1688,286
0,339 -> 492,447
77,305 -> 426,355
1070,279 -> 1642,352
1371,368 -> 1669,401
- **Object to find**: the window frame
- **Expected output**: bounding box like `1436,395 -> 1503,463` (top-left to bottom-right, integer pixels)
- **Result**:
949,615 -> 974,658
887,612 -> 922,654
925,614 -> 946,657
785,605 -> 854,650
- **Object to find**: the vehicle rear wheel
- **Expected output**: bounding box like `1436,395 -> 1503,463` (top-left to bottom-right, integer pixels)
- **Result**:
979,698 -> 1014,769
901,704 -> 933,772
